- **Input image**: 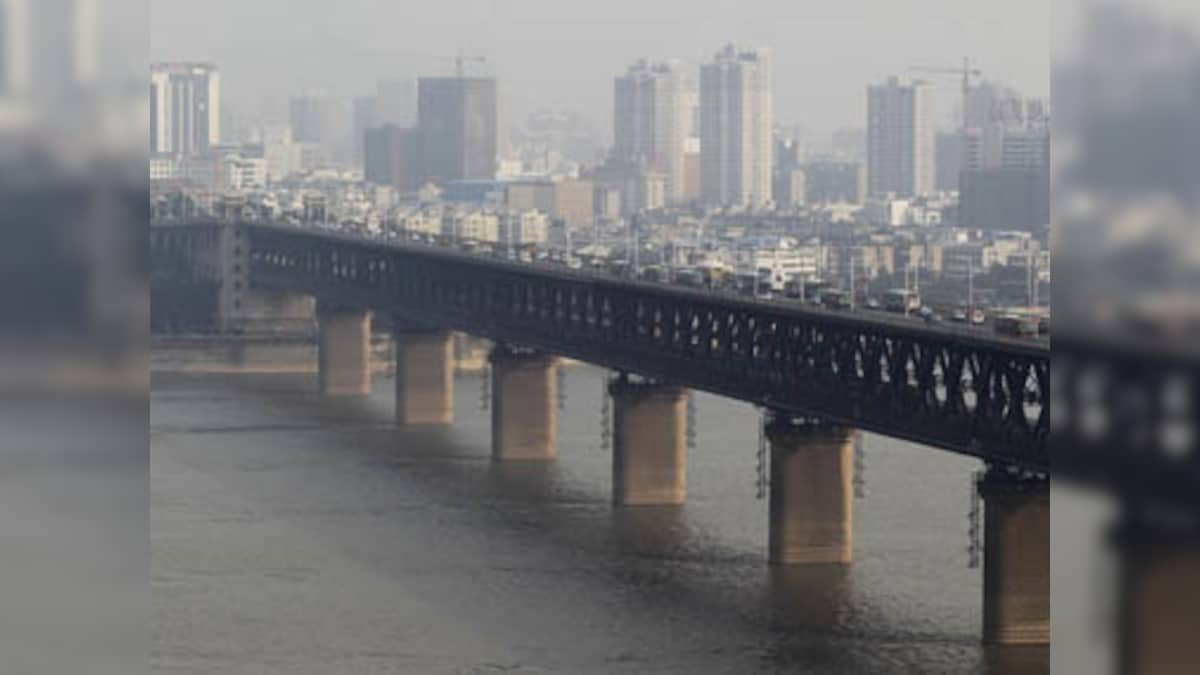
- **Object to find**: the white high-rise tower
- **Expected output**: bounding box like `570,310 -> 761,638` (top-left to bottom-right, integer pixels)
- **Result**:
613,59 -> 688,204
699,44 -> 773,207
149,63 -> 221,155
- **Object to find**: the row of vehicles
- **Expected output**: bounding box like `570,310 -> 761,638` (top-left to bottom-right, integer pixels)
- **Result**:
636,262 -> 1047,340
637,264 -> 731,290
949,308 -> 988,325
398,233 -> 1048,340
993,314 -> 1049,338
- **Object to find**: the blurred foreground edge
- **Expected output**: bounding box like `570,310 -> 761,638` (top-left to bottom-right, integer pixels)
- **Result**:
1054,326 -> 1200,675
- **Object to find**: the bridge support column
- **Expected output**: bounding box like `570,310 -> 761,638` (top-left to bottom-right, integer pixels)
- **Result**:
394,327 -> 454,425
980,470 -> 1049,645
1117,525 -> 1200,674
491,346 -> 557,461
611,377 -> 687,506
767,417 -> 855,565
316,305 -> 372,396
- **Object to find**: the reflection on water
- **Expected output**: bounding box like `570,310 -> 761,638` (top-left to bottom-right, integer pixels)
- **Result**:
151,358 -> 1048,674
610,507 -> 687,558
767,564 -> 853,632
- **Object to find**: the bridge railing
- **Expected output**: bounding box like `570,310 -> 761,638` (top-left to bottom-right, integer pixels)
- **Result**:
246,223 -> 1049,473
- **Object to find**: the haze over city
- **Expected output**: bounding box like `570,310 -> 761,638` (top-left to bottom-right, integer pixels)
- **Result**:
150,0 -> 1049,134
0,2 -> 1196,674
137,2 -> 1198,674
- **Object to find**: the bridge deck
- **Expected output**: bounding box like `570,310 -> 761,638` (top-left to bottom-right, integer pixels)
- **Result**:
241,222 -> 1049,474
150,219 -> 1200,516
281,223 -> 1049,355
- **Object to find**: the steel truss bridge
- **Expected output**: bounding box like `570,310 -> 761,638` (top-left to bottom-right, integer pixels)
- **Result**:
153,219 -> 1200,514
241,222 -> 1050,473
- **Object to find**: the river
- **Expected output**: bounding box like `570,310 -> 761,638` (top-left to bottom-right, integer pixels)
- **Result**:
151,351 -> 1049,674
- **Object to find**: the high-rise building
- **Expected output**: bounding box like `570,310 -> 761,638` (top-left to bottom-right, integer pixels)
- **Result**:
774,136 -> 801,170
289,90 -> 334,144
957,100 -> 1050,233
803,160 -> 866,205
681,80 -> 700,139
962,81 -> 1024,170
831,127 -> 866,162
935,130 -> 963,191
612,59 -> 688,204
377,78 -> 417,127
1000,127 -> 1050,170
958,167 -> 1049,232
417,76 -> 498,184
956,81 -> 1050,179
364,124 -> 422,192
866,76 -> 935,197
699,44 -> 773,207
351,95 -> 379,166
149,62 -> 220,156
774,167 -> 805,207
289,90 -> 351,165
354,79 -> 418,170
682,137 -> 701,203
772,136 -> 804,206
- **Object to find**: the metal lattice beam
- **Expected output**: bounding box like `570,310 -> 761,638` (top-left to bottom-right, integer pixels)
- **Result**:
239,223 -> 1050,473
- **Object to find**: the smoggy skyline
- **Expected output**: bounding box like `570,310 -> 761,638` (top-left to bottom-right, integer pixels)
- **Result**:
150,0 -> 1049,137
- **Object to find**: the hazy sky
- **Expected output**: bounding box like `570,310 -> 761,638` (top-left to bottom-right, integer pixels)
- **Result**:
149,0 -> 1049,136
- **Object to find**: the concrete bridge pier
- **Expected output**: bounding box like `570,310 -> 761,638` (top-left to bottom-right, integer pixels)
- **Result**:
610,375 -> 687,506
393,325 -> 454,425
980,469 -> 1049,645
766,416 -> 855,565
316,303 -> 372,396
1117,524 -> 1200,674
490,346 -> 558,461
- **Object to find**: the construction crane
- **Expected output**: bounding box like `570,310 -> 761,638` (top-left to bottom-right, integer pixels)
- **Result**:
380,48 -> 487,77
909,57 -> 982,131
452,50 -> 487,78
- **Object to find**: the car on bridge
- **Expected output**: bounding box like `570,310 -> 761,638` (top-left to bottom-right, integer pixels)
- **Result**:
640,265 -> 669,283
820,289 -> 852,310
883,288 -> 921,314
950,307 -> 985,324
994,314 -> 1040,338
674,268 -> 705,288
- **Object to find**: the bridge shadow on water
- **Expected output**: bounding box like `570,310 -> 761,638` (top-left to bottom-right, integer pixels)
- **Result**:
155,367 -> 1048,674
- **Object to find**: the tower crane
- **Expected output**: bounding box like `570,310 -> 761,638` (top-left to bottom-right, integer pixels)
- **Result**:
908,57 -> 982,131
451,50 -> 487,78
377,48 -> 488,78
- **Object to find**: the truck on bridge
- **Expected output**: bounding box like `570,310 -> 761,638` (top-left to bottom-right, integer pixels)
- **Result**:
883,288 -> 921,314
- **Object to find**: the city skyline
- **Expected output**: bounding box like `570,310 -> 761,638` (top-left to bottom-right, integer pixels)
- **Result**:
148,0 -> 1049,137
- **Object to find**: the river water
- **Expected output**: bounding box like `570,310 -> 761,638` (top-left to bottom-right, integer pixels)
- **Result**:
151,354 -> 1049,674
